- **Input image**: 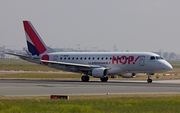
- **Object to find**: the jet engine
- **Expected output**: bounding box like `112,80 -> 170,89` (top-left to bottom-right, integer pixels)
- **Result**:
119,73 -> 136,78
92,67 -> 108,78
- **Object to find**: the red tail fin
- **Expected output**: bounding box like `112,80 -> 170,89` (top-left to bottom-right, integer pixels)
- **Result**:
23,21 -> 54,56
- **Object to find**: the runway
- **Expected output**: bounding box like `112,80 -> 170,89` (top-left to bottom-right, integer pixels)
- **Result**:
0,79 -> 180,96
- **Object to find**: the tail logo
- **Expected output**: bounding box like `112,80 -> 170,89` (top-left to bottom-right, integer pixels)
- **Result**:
23,21 -> 46,56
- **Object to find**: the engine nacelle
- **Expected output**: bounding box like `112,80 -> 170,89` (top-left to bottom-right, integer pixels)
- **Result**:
119,73 -> 136,78
92,68 -> 108,78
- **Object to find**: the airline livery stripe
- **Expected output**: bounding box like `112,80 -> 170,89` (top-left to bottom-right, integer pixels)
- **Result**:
23,21 -> 46,54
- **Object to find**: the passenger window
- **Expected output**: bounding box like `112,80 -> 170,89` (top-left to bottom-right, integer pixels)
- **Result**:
89,57 -> 91,60
76,57 -> 78,60
72,57 -> 74,60
64,58 -> 66,60
68,57 -> 70,60
106,57 -> 108,60
97,57 -> 99,60
84,57 -> 86,60
102,57 -> 103,60
80,57 -> 82,60
60,57 -> 62,60
93,57 -> 95,60
150,56 -> 155,60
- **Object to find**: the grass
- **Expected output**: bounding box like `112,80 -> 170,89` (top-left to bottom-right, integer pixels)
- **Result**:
0,94 -> 180,113
0,59 -> 58,71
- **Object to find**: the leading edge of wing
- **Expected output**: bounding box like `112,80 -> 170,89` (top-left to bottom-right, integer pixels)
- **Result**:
41,60 -> 101,68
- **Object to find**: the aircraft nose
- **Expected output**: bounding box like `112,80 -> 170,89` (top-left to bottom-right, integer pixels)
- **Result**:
163,62 -> 173,71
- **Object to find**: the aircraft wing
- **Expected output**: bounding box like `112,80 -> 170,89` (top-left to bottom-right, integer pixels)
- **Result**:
41,60 -> 102,68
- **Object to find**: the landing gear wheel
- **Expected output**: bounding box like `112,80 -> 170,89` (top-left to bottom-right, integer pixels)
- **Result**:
146,73 -> 153,83
100,77 -> 108,82
147,79 -> 152,83
81,75 -> 89,82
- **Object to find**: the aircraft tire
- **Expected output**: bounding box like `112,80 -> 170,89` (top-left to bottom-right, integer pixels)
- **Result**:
147,79 -> 152,83
100,77 -> 108,82
81,75 -> 89,82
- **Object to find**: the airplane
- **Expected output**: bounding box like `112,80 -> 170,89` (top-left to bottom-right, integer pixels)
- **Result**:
6,20 -> 173,83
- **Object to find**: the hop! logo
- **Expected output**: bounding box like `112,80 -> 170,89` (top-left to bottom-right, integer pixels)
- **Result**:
112,56 -> 140,65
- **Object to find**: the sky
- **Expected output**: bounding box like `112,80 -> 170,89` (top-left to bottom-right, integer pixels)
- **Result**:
0,0 -> 180,53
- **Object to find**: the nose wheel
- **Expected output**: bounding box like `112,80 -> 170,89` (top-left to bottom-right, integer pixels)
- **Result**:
147,79 -> 152,83
147,73 -> 153,83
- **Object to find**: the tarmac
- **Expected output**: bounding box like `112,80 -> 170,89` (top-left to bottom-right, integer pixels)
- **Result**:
0,79 -> 180,96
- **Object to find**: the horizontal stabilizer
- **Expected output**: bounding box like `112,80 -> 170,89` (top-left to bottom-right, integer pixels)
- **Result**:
5,52 -> 40,59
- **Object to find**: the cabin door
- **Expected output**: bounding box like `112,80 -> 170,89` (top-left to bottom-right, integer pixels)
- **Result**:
139,56 -> 145,66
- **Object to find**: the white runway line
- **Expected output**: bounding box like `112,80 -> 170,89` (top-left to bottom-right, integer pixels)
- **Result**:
109,79 -> 180,84
153,80 -> 180,84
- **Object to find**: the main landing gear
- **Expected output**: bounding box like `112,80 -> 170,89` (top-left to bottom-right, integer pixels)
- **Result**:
81,75 -> 89,82
81,75 -> 108,82
100,77 -> 108,82
147,73 -> 153,83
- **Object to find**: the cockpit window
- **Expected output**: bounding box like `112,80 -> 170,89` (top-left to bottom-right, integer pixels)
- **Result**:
156,56 -> 160,59
156,56 -> 163,60
150,56 -> 163,60
150,56 -> 155,60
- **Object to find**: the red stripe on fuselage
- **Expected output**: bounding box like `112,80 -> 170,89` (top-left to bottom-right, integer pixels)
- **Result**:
23,21 -> 46,54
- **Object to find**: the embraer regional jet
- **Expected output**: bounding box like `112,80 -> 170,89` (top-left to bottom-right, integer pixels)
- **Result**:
6,21 -> 173,83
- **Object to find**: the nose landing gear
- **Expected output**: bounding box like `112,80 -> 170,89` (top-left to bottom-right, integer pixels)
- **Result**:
147,73 -> 153,83
147,78 -> 152,83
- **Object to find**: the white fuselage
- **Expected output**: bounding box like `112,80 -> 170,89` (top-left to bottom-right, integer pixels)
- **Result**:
38,52 -> 172,75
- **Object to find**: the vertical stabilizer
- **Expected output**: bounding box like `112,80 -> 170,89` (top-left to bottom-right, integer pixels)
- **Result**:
23,21 -> 54,56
